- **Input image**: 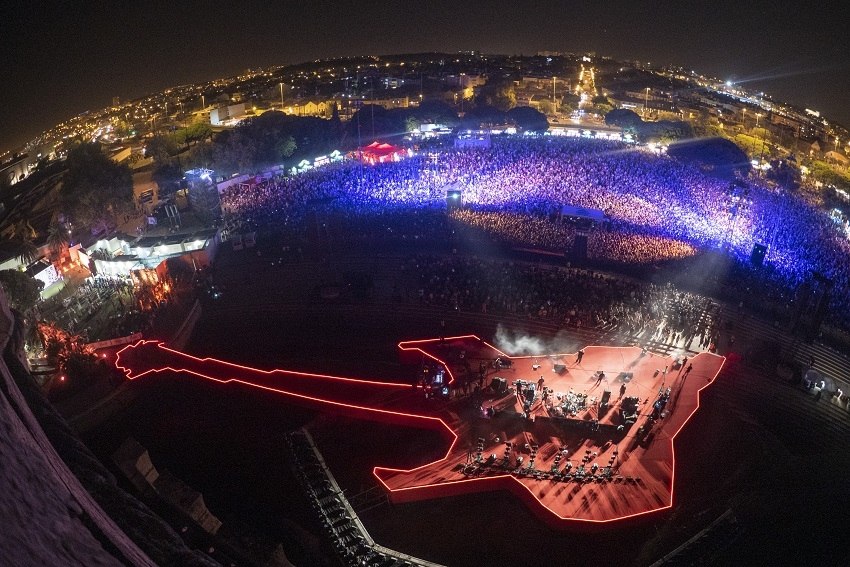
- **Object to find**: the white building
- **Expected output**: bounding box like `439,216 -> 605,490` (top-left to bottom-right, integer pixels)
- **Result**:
210,103 -> 247,126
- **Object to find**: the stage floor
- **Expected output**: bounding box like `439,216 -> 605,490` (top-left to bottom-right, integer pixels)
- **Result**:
376,337 -> 726,524
114,335 -> 725,526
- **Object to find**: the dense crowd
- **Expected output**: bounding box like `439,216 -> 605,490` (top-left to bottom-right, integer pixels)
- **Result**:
41,277 -> 134,337
219,137 -> 850,328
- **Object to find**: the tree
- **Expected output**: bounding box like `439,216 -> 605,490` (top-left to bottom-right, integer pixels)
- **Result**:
184,141 -> 220,171
638,120 -> 694,144
60,143 -> 134,230
766,159 -> 801,191
405,115 -> 423,133
414,99 -> 459,127
146,134 -> 181,164
0,269 -> 44,312
11,219 -> 36,241
213,111 -> 337,174
751,127 -> 770,142
46,219 -> 69,258
537,100 -> 555,116
275,135 -> 297,160
605,108 -> 643,129
475,79 -> 517,111
809,160 -> 850,191
152,160 -> 184,196
460,105 -> 507,129
345,105 -> 406,142
13,239 -> 40,266
506,106 -> 549,133
37,322 -> 100,390
184,121 -> 213,146
560,93 -> 581,114
590,95 -> 613,114
667,137 -> 751,179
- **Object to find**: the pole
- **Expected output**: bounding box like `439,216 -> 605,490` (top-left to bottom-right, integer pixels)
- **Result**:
279,83 -> 284,109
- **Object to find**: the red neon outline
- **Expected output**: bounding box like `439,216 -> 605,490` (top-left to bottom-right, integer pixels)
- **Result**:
373,344 -> 726,524
114,336 -> 725,525
116,340 -> 417,389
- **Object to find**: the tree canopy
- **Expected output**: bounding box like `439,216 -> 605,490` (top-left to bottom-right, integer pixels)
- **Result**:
639,120 -> 694,144
809,160 -> 850,191
0,269 -> 44,312
413,100 -> 459,126
604,109 -> 692,143
766,158 -> 802,191
213,112 -> 339,175
475,79 -> 517,111
345,105 -> 407,144
506,106 -> 549,133
667,137 -> 751,179
560,93 -> 581,113
604,108 -> 643,129
460,105 -> 507,129
60,143 -> 134,229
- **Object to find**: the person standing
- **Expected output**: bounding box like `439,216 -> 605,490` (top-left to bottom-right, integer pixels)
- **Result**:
594,371 -> 605,387
576,349 -> 585,365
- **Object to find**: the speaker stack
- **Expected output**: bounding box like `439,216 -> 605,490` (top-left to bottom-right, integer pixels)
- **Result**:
503,441 -> 513,464
528,444 -> 539,470
551,446 -> 564,473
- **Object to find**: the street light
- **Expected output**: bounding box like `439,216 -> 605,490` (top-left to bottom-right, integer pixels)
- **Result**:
279,83 -> 285,108
755,112 -> 762,128
643,87 -> 650,119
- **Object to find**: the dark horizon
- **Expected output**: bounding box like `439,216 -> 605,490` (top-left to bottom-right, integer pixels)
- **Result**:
2,1 -> 849,154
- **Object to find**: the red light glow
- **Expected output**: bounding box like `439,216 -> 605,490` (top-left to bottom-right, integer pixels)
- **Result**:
113,336 -> 725,526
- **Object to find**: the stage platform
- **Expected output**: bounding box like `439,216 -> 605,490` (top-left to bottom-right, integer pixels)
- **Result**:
378,338 -> 725,524
114,335 -> 725,526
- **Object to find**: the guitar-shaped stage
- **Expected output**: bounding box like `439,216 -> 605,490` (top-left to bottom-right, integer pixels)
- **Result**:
114,335 -> 725,526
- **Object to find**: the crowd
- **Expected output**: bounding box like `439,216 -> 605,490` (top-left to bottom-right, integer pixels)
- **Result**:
218,136 -> 850,330
38,274 -> 194,343
408,254 -> 721,349
41,277 -> 134,338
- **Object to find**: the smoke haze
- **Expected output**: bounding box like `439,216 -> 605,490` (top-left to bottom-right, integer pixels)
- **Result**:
493,324 -> 582,356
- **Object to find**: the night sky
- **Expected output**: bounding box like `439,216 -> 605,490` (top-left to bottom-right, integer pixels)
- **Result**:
1,0 -> 849,154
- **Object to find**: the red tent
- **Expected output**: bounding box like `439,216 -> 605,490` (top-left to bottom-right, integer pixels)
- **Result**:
352,141 -> 407,164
